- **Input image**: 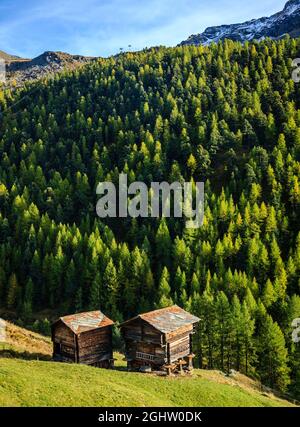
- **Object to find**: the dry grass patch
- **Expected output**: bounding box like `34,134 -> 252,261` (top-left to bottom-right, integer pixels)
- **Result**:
1,319 -> 52,357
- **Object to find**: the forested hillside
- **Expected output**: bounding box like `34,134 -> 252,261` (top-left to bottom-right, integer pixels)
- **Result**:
0,37 -> 300,397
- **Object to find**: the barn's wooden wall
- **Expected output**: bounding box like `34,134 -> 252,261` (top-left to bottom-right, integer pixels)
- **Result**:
122,318 -> 162,344
121,318 -> 165,368
166,324 -> 193,363
77,326 -> 113,366
121,319 -> 194,369
52,321 -> 76,363
52,322 -> 113,367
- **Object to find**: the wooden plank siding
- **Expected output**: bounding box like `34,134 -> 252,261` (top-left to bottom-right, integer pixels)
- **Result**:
165,324 -> 193,342
121,318 -> 162,345
77,326 -> 113,366
121,318 -> 166,368
51,315 -> 114,368
52,320 -> 77,363
168,334 -> 191,363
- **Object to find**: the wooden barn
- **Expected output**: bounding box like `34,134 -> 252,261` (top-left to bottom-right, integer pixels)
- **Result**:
51,310 -> 114,368
120,305 -> 200,373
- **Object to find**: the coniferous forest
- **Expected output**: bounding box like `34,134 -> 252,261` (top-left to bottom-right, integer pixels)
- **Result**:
0,37 -> 300,397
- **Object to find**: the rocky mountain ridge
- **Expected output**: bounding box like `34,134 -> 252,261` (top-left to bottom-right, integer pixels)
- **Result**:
0,50 -> 95,87
180,0 -> 300,46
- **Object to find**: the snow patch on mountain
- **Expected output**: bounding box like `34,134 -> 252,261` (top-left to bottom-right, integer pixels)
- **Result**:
180,0 -> 300,46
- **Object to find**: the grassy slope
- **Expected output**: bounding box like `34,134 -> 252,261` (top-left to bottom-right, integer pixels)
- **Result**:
0,357 -> 295,407
0,320 -> 295,407
0,319 -> 52,359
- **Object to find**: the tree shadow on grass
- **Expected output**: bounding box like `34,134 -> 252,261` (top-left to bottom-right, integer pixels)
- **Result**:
0,346 -> 51,361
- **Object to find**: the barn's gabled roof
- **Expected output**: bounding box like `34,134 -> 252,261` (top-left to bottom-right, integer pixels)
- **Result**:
54,310 -> 114,334
121,305 -> 200,334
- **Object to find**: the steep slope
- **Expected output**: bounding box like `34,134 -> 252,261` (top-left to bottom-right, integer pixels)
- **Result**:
180,0 -> 300,45
0,318 -> 52,358
0,40 -> 299,397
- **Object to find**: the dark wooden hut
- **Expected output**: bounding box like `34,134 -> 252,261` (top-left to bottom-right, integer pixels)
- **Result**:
120,305 -> 200,372
51,310 -> 114,368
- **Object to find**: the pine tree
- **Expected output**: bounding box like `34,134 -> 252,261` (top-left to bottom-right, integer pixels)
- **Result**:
231,295 -> 243,372
157,267 -> 173,308
22,278 -> 34,320
75,287 -> 83,313
104,258 -> 119,317
155,220 -> 172,272
257,315 -> 290,391
89,272 -> 102,311
7,273 -> 19,309
215,292 -> 232,372
262,279 -> 277,308
240,301 -> 255,375
200,286 -> 216,369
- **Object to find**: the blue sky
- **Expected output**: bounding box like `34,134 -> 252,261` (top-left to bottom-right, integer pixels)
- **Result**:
0,0 -> 287,58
